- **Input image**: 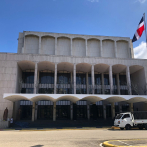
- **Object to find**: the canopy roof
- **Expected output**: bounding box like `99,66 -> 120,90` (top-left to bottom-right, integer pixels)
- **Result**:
3,94 -> 147,103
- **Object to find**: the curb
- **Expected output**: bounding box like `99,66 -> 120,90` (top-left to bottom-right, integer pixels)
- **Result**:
102,139 -> 147,147
103,141 -> 116,147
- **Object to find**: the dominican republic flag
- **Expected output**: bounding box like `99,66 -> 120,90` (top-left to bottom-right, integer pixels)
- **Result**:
132,16 -> 145,42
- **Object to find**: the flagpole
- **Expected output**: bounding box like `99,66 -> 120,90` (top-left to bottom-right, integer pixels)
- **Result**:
144,13 -> 147,48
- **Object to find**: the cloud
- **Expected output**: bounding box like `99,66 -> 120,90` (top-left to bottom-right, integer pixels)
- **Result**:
134,41 -> 147,59
134,0 -> 147,3
87,0 -> 99,2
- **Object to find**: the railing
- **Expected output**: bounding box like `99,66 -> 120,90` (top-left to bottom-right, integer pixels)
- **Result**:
38,83 -> 54,89
20,83 -> 34,94
57,84 -> 73,94
120,85 -> 128,95
113,85 -> 118,95
21,83 -> 34,88
76,84 -> 87,94
103,85 -> 110,94
95,85 -> 102,94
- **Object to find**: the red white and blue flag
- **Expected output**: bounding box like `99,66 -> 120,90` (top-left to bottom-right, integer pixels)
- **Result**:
132,16 -> 145,42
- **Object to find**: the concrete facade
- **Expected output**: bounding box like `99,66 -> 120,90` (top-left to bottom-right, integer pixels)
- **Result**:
1,31 -> 147,121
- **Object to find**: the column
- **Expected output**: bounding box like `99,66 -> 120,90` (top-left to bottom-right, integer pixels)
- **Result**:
126,66 -> 132,95
70,102 -> 73,120
35,103 -> 38,120
86,72 -> 89,94
85,39 -> 88,56
109,65 -> 113,94
53,102 -> 56,121
111,103 -> 115,119
91,65 -> 95,94
128,40 -> 131,59
119,104 -> 122,113
103,105 -> 106,120
129,103 -> 133,112
87,103 -> 90,120
71,72 -> 73,94
102,73 -> 104,94
12,102 -> 15,120
39,36 -> 41,54
55,37 -> 57,55
54,63 -> 57,94
114,41 -> 117,58
32,102 -> 35,122
34,62 -> 38,94
100,40 -> 103,57
22,35 -> 25,53
71,38 -> 72,56
117,73 -> 120,95
73,64 -> 76,94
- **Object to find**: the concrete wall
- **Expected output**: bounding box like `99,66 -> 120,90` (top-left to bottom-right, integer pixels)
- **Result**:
0,54 -> 17,120
87,39 -> 100,57
0,121 -> 9,129
72,38 -> 86,57
41,36 -> 55,55
25,35 -> 39,54
0,52 -> 147,119
17,33 -> 24,53
18,31 -> 134,59
102,40 -> 115,58
117,41 -> 129,58
57,37 -> 70,56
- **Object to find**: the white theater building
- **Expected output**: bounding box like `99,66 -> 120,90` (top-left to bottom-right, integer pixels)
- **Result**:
1,31 -> 147,122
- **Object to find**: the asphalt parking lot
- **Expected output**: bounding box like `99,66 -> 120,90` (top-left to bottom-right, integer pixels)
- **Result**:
0,128 -> 147,147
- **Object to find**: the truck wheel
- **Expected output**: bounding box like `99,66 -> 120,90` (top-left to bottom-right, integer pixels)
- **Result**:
138,125 -> 144,130
120,128 -> 124,130
125,124 -> 131,130
145,124 -> 147,130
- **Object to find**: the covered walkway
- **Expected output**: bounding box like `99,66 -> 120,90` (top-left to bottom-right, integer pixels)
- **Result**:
3,94 -> 147,122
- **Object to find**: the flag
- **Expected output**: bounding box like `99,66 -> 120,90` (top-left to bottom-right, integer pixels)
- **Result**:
132,16 -> 145,42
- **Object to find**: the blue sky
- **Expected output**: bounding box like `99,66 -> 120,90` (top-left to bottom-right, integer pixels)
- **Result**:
0,0 -> 147,58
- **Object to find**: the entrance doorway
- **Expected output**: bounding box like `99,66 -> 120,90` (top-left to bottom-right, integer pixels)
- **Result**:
37,101 -> 53,120
19,100 -> 32,120
56,101 -> 71,120
76,101 -> 87,120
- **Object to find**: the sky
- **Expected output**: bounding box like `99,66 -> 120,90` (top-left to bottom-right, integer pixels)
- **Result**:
0,0 -> 147,59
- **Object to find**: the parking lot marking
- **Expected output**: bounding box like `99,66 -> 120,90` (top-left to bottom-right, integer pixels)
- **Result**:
118,140 -> 132,146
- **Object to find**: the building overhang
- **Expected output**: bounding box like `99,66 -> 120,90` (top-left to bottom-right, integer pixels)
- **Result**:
3,93 -> 147,103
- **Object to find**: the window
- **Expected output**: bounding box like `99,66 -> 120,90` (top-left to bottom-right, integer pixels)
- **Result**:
122,114 -> 130,119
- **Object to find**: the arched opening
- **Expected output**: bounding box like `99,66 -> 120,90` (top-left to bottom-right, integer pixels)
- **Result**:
38,61 -> 55,94
72,38 -> 86,57
94,64 -> 109,94
117,40 -> 129,58
130,65 -> 145,95
41,36 -> 55,55
87,38 -> 100,57
17,61 -> 35,94
25,35 -> 39,54
76,63 -> 92,94
57,62 -> 74,94
57,37 -> 71,56
112,64 -> 127,95
102,39 -> 115,58
56,95 -> 79,120
32,95 -> 55,120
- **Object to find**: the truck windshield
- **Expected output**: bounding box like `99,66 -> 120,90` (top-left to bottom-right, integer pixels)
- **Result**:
115,114 -> 123,119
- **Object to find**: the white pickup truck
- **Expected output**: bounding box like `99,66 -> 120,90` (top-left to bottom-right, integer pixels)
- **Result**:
114,112 -> 147,130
